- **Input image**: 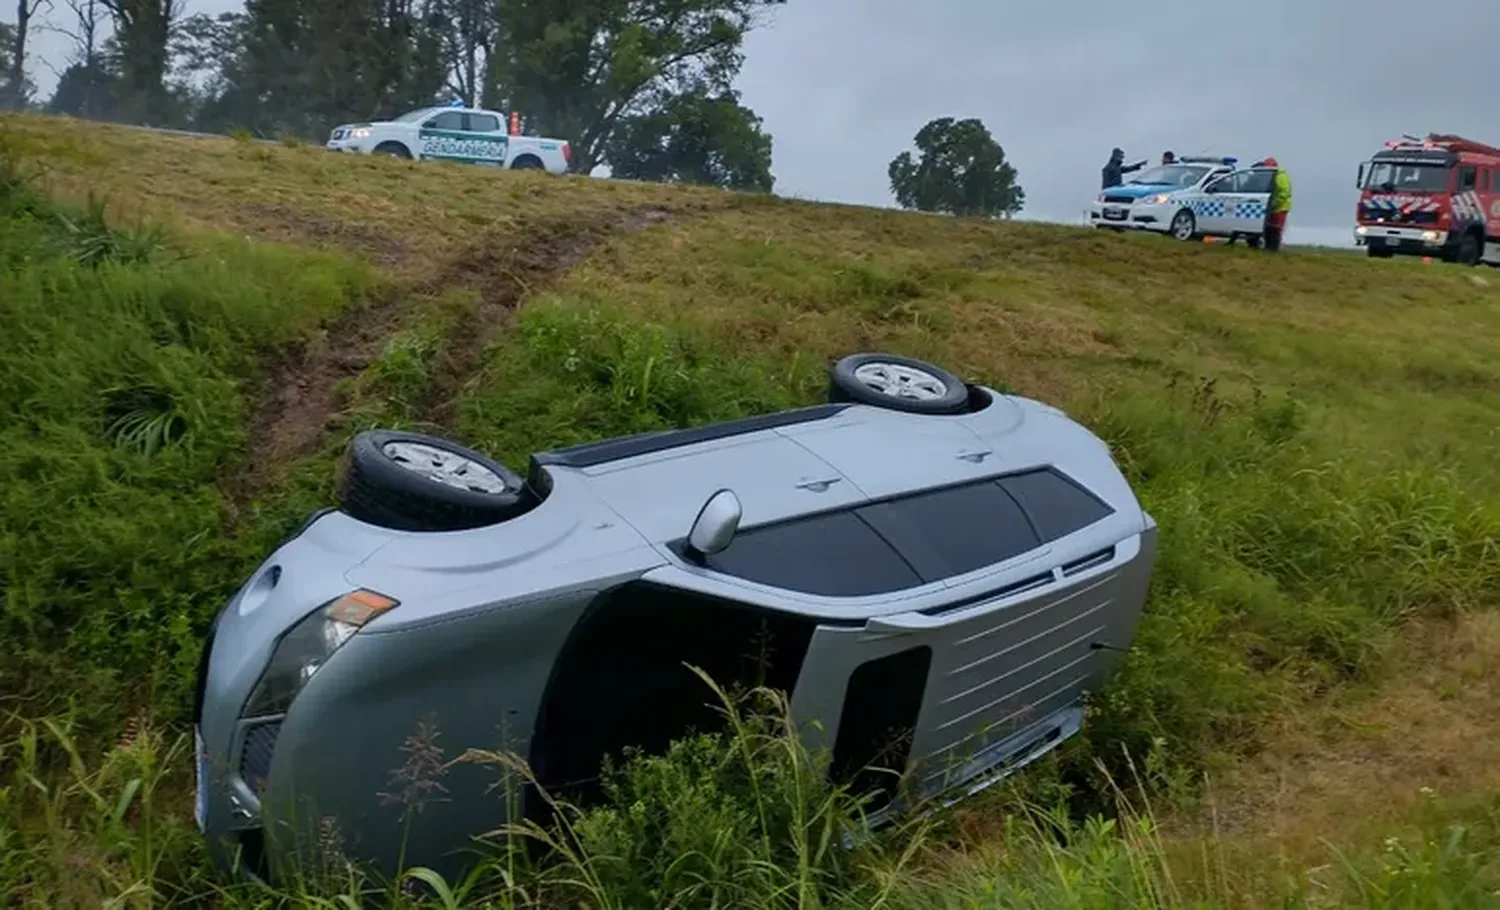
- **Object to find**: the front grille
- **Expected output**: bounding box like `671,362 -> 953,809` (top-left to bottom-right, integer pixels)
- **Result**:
1362,207 -> 1439,225
239,720 -> 282,796
1102,194 -> 1134,204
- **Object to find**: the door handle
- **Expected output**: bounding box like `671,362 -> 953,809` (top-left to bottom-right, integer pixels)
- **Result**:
795,477 -> 842,493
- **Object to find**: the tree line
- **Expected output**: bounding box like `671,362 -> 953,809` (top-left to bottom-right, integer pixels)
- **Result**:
2,0 -> 1024,215
0,0 -> 780,191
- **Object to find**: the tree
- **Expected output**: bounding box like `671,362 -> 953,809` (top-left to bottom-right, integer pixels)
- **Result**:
489,0 -> 784,173
604,89 -> 771,191
97,0 -> 182,123
45,0 -> 117,118
432,0 -> 489,105
2,0 -> 50,109
888,117 -> 1024,219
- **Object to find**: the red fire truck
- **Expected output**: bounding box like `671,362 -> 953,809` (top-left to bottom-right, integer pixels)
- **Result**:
1354,133 -> 1500,265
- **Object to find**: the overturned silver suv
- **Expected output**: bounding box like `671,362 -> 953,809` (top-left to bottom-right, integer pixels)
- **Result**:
193,352 -> 1158,883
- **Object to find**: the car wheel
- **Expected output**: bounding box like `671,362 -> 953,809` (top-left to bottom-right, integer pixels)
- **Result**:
1456,232 -> 1482,266
1169,209 -> 1196,242
373,142 -> 411,159
339,430 -> 531,531
511,156 -> 544,171
827,352 -> 970,415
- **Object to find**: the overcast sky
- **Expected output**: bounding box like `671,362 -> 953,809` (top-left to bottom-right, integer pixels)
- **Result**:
13,0 -> 1497,246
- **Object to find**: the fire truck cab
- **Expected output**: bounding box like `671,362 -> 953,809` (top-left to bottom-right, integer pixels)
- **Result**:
1354,134 -> 1500,266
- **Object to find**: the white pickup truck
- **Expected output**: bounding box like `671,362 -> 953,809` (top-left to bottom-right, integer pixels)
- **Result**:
326,104 -> 572,174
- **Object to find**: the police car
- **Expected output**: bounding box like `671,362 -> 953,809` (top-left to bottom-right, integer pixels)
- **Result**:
1090,157 -> 1237,234
326,100 -> 572,173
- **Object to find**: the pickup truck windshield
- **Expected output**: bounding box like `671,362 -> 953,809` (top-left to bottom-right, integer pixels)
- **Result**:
393,107 -> 438,123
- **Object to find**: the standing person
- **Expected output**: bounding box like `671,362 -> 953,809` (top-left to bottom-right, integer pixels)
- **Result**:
1258,157 -> 1292,252
1161,151 -> 1177,165
1102,148 -> 1147,189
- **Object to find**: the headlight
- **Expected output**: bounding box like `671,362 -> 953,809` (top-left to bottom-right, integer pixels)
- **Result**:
352,128 -> 372,139
1355,226 -> 1369,235
1140,194 -> 1170,205
242,590 -> 398,717
1421,230 -> 1441,242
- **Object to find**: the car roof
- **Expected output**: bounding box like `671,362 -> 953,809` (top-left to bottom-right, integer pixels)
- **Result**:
531,393 -> 1137,544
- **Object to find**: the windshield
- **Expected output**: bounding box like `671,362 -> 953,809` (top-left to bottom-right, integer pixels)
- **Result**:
1363,161 -> 1450,192
393,107 -> 439,123
1128,165 -> 1211,187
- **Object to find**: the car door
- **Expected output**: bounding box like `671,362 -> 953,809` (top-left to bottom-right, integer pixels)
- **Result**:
417,110 -> 466,161
462,111 -> 510,166
1190,171 -> 1242,235
1228,168 -> 1275,238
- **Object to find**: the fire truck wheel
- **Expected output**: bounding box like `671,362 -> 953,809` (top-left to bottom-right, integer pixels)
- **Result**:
1455,233 -> 1482,266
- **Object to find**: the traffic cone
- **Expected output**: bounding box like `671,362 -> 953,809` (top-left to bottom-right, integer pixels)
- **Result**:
1422,256 -> 1433,264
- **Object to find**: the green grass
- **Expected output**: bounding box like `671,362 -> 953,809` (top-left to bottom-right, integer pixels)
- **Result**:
3,113 -> 1500,906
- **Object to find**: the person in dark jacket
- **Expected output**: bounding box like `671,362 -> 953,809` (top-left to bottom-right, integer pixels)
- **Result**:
1102,148 -> 1147,189
1161,151 -> 1176,165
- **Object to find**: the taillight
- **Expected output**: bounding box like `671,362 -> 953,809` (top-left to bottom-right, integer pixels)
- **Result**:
562,142 -> 572,167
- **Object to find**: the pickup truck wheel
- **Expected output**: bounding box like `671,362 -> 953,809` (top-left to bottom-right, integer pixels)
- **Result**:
339,430 -> 530,531
511,155 -> 544,171
373,142 -> 411,159
828,353 -> 969,415
1169,209 -> 1197,242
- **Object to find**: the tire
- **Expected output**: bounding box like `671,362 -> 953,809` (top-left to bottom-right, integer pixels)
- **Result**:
339,430 -> 531,532
1456,232 -> 1482,266
373,142 -> 411,159
827,352 -> 969,415
1367,246 -> 1394,259
511,155 -> 544,171
1169,209 -> 1197,242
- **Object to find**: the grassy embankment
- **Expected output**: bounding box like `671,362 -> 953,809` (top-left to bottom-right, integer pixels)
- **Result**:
2,113 -> 1500,907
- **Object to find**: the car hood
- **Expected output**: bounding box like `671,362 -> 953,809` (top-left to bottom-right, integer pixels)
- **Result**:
1107,183 -> 1178,198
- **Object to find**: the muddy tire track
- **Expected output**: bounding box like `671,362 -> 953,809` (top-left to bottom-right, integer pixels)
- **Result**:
224,205 -> 675,512
414,206 -> 674,427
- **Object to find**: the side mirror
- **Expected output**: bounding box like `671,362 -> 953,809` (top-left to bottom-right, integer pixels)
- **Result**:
687,489 -> 742,556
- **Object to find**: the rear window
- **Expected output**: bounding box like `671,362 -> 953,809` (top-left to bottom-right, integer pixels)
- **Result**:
998,469 -> 1114,542
467,113 -> 501,132
699,468 -> 1115,596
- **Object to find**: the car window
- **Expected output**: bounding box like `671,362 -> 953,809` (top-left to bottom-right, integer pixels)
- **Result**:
466,113 -> 501,133
855,481 -> 1040,580
1458,166 -> 1477,191
1206,172 -> 1242,194
1240,170 -> 1275,194
428,111 -> 464,130
996,469 -> 1115,543
700,468 -> 1114,596
702,510 -> 921,597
